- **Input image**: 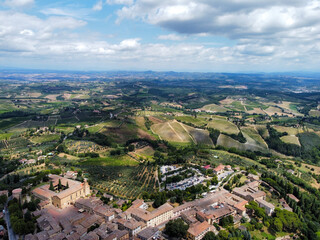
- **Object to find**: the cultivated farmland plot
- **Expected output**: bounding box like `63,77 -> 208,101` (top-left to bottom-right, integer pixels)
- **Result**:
207,118 -> 240,135
65,140 -> 104,153
85,165 -> 158,199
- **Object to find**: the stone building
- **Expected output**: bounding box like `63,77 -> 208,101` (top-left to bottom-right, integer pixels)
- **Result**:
32,174 -> 90,208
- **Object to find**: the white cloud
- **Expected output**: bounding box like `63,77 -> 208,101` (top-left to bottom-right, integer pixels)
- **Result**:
106,0 -> 133,6
158,34 -> 185,41
117,38 -> 140,50
93,0 -> 103,11
110,0 -> 320,71
0,1 -> 320,72
116,0 -> 320,39
4,0 -> 34,8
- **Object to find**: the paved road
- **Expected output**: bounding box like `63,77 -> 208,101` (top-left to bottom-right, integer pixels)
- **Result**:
4,196 -> 17,240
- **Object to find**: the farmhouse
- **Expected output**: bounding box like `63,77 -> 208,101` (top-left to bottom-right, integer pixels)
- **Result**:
232,181 -> 266,202
12,188 -> 22,201
213,164 -> 231,175
32,174 -> 91,209
287,194 -> 299,203
256,199 -> 275,216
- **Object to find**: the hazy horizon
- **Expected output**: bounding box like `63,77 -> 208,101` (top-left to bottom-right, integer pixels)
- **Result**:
1,0 -> 320,72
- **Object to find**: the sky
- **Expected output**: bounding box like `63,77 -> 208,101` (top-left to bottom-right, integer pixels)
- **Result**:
0,0 -> 319,72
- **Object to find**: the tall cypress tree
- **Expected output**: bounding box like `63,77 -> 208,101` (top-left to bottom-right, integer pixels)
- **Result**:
49,181 -> 54,191
58,179 -> 62,190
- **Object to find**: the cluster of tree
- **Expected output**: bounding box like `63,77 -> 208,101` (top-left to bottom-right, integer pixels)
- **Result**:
215,146 -> 257,160
4,174 -> 20,185
298,102 -> 318,115
271,208 -> 302,233
202,228 -> 252,240
126,138 -> 159,149
143,183 -> 208,207
22,198 -> 40,212
260,158 -> 278,168
301,145 -> 320,164
78,152 -> 99,158
0,159 -> 20,178
71,127 -> 111,146
108,144 -> 135,156
165,169 -> 196,184
223,174 -> 244,191
264,125 -> 301,157
100,195 -> 111,205
208,128 -> 220,145
0,194 -> 7,210
262,171 -> 320,239
144,116 -> 153,130
0,110 -> 35,119
152,192 -> 167,208
110,148 -> 123,156
8,199 -> 35,235
225,132 -> 247,143
121,200 -> 132,211
246,200 -> 302,235
164,219 -> 189,239
21,169 -> 60,190
219,215 -> 234,228
232,118 -> 246,127
153,144 -> 216,166
311,173 -> 320,183
210,175 -> 219,185
246,201 -> 267,220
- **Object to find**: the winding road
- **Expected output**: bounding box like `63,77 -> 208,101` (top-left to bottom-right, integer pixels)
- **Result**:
4,196 -> 17,240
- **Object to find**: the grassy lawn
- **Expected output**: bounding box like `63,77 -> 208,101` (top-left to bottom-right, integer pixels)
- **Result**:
201,103 -> 228,112
30,134 -> 60,144
0,132 -> 13,140
280,135 -> 300,146
55,126 -> 75,134
175,116 -> 207,126
79,155 -> 139,166
207,118 -> 239,135
248,226 -> 290,240
230,101 -> 246,111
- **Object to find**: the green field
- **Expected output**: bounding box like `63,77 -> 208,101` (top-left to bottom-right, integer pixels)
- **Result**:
151,120 -> 193,143
207,118 -> 239,135
30,134 -> 60,144
201,103 -> 228,112
280,135 -> 301,146
175,116 -> 207,127
217,133 -> 268,152
309,110 -> 320,117
241,126 -> 268,149
0,132 -> 13,140
273,125 -> 303,135
79,155 -> 139,166
298,132 -> 320,151
151,120 -> 212,145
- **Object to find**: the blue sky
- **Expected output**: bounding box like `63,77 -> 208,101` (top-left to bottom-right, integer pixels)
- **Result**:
0,0 -> 319,72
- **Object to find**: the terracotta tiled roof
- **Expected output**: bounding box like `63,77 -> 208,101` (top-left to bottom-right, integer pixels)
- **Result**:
187,221 -> 211,237
213,164 -> 225,172
128,203 -> 173,222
